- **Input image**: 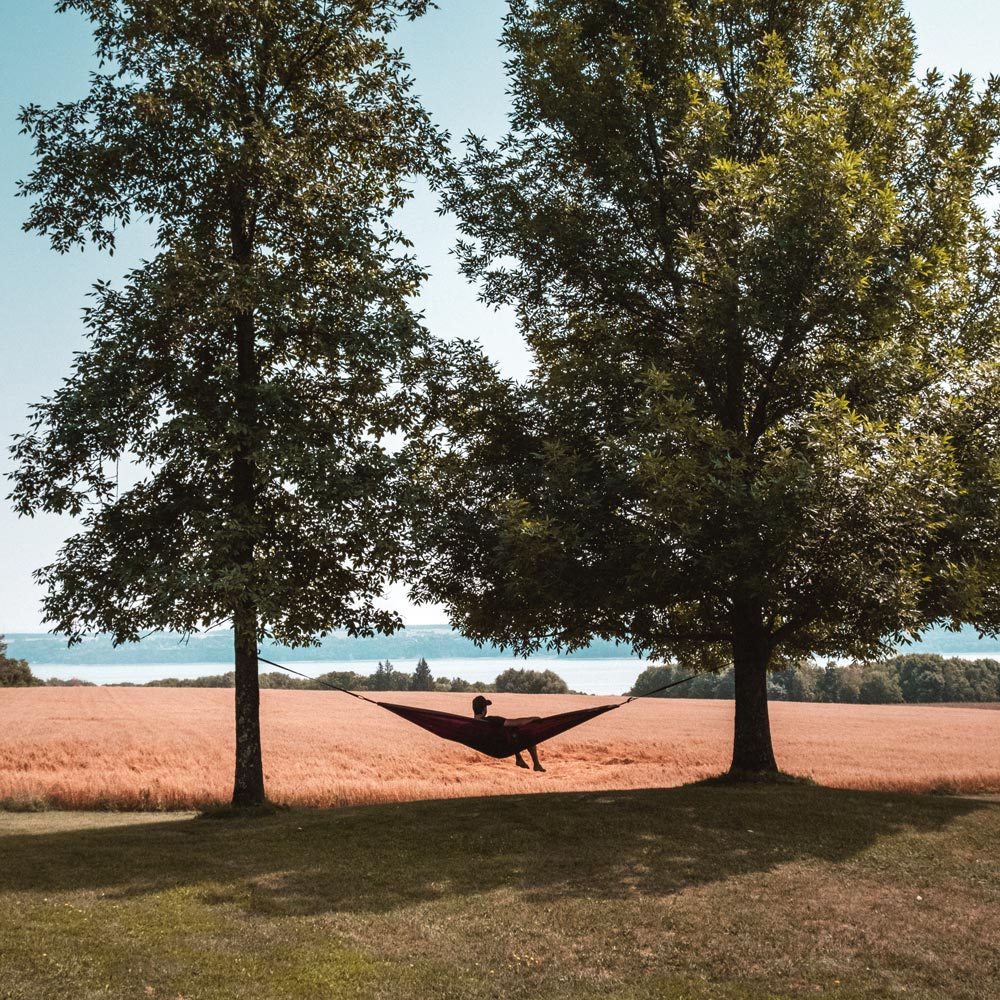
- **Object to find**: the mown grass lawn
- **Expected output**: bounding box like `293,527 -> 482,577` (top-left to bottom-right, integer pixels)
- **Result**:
0,785 -> 997,1000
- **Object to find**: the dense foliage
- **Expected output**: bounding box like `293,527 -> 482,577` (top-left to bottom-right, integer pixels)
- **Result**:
415,0 -> 1000,772
411,656 -> 435,691
495,667 -> 569,694
631,655 -> 1000,704
12,0 -> 445,804
0,637 -> 38,687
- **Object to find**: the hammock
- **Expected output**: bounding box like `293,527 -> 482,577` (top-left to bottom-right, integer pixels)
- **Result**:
377,701 -> 621,758
258,655 -> 693,760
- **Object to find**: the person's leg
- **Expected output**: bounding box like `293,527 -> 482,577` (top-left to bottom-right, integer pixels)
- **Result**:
527,744 -> 545,772
514,752 -> 529,768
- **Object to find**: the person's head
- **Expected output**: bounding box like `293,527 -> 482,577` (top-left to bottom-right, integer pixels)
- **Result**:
472,695 -> 492,717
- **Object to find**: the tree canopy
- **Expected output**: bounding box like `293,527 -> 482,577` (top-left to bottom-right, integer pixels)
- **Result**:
12,0 -> 445,803
413,0 -> 1000,771
410,655 -> 435,690
494,667 -> 570,694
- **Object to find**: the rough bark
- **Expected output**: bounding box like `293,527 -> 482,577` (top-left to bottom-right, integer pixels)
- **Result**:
232,596 -> 264,805
230,307 -> 264,805
229,181 -> 265,806
729,620 -> 779,774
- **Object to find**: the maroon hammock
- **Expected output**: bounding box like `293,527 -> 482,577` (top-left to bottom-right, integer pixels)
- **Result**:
376,701 -> 622,758
256,655 -> 695,760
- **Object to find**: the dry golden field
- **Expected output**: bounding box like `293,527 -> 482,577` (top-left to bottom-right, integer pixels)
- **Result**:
0,687 -> 997,809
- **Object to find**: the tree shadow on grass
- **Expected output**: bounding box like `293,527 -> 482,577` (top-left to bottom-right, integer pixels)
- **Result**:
0,784 -> 993,917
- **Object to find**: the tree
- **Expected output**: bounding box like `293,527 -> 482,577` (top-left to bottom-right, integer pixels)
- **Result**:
11,0 -> 444,805
0,637 -> 40,687
858,666 -> 904,705
958,658 -> 1000,702
771,662 -> 820,703
893,654 -> 947,703
370,659 -> 409,691
415,0 -> 1000,774
410,656 -> 434,691
629,663 -> 686,697
815,663 -> 845,704
445,676 -> 492,693
494,667 -> 569,694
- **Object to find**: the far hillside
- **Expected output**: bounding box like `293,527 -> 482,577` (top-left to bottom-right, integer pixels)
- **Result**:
2,627 -> 632,667
7,623 -> 1000,668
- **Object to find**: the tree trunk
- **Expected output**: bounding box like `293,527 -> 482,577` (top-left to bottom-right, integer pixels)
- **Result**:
230,307 -> 265,806
232,597 -> 265,805
230,315 -> 264,805
729,624 -> 779,774
228,180 -> 265,807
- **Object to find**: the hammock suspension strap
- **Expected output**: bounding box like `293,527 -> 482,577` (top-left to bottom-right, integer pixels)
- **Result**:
257,654 -> 380,705
626,674 -> 700,700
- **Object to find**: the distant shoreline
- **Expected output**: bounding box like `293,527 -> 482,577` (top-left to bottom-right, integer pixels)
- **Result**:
7,624 -> 1000,665
2,626 -> 638,667
6,625 -> 1000,696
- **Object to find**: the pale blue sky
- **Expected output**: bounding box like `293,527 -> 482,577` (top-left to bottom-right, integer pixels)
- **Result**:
0,1 -> 994,632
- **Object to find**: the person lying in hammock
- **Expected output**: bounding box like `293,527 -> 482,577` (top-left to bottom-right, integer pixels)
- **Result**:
472,695 -> 546,772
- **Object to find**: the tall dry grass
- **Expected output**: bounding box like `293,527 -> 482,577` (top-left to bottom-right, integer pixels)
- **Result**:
0,688 -> 997,809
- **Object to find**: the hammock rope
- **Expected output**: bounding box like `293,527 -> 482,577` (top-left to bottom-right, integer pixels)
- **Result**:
258,655 -> 380,704
257,653 -> 695,760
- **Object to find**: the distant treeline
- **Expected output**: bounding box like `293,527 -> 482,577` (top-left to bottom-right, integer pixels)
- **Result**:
631,654 -> 1000,704
138,661 -> 573,695
0,647 -> 573,695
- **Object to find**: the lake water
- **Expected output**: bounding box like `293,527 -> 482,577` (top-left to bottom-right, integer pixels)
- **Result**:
17,624 -> 1000,695
28,656 -> 653,696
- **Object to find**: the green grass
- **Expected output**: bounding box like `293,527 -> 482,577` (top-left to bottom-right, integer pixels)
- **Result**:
1,785 -> 998,999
